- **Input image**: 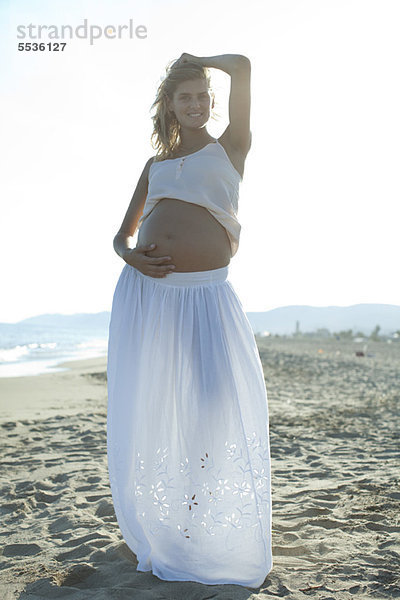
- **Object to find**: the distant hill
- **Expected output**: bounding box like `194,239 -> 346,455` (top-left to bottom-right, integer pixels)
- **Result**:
17,312 -> 111,329
246,304 -> 400,335
2,304 -> 399,336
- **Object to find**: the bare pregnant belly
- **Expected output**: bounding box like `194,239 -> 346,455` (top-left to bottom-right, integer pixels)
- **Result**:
136,198 -> 231,272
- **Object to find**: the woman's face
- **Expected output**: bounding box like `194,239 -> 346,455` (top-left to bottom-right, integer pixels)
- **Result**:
168,79 -> 213,129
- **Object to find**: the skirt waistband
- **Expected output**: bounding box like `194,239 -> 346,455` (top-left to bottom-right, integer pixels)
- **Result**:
132,264 -> 229,287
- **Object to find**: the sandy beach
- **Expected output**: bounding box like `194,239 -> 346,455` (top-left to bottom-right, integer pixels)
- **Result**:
0,337 -> 399,599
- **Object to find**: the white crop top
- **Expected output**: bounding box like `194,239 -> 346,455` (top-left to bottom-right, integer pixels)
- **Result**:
137,139 -> 242,257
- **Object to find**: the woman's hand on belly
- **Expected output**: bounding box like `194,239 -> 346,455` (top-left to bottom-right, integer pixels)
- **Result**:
123,244 -> 176,278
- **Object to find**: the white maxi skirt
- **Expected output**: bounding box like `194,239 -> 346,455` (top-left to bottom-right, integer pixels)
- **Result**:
107,263 -> 273,588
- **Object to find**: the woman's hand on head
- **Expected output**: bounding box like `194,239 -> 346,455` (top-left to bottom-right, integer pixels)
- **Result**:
123,244 -> 176,278
174,53 -> 204,67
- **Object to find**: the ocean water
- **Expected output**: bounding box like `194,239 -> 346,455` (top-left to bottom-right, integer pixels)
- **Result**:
0,319 -> 109,378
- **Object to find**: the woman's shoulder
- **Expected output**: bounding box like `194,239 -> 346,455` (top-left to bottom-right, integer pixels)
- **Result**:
145,155 -> 157,170
141,155 -> 157,187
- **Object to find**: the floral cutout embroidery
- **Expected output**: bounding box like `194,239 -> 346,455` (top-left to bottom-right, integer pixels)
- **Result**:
182,493 -> 198,511
128,431 -> 271,548
200,452 -> 209,468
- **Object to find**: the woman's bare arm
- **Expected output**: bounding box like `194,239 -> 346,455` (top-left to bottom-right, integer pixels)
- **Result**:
113,156 -> 154,259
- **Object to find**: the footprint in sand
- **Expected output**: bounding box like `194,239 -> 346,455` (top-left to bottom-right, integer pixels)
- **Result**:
3,543 -> 41,556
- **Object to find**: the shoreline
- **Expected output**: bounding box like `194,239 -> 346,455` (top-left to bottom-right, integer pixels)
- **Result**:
0,355 -> 107,423
0,350 -> 108,379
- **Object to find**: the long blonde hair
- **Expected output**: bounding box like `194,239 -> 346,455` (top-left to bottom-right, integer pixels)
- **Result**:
150,58 -> 218,161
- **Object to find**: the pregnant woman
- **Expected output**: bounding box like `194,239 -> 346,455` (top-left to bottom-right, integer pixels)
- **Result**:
107,53 -> 273,589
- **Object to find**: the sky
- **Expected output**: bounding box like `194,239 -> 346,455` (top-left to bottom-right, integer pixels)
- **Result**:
1,0 -> 399,323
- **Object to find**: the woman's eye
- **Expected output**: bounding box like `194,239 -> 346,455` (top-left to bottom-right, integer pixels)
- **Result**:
180,95 -> 208,100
